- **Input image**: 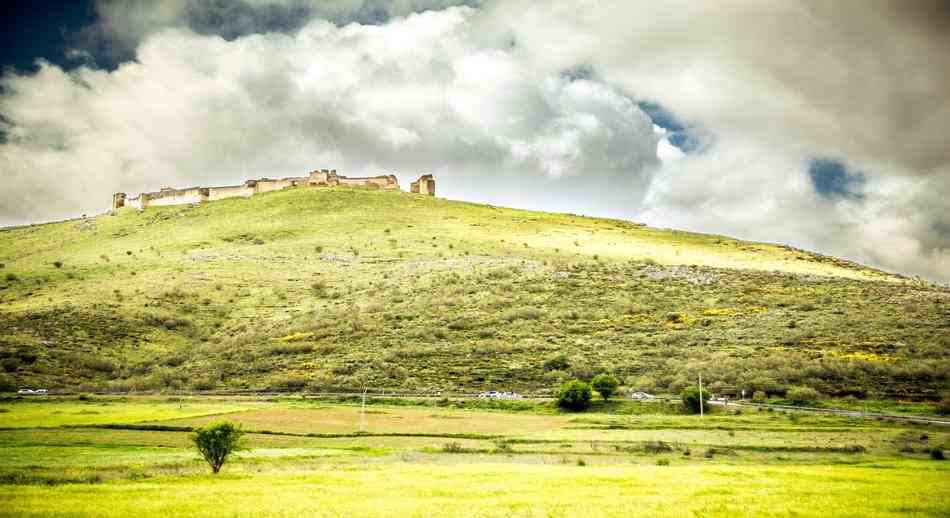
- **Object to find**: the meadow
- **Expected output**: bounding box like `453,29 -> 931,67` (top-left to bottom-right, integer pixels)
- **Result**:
0,396 -> 947,517
0,187 -> 947,399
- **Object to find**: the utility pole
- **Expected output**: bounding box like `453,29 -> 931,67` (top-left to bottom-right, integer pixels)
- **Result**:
359,386 -> 368,433
698,374 -> 704,417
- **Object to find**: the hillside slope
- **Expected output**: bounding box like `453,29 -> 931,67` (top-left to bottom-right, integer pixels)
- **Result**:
0,188 -> 947,397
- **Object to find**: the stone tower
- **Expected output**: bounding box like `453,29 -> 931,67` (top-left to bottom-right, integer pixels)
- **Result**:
411,174 -> 435,196
112,193 -> 127,210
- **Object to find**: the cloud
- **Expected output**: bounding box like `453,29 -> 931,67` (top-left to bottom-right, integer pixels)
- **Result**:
1,0 -> 948,282
480,0 -> 950,281
78,0 -> 482,67
0,7 -> 658,226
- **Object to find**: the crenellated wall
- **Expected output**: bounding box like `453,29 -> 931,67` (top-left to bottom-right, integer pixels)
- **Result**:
112,169 -> 435,211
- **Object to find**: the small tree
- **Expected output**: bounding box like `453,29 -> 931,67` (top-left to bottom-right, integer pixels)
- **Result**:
681,386 -> 710,414
192,421 -> 244,474
556,380 -> 592,411
591,374 -> 620,401
786,386 -> 820,406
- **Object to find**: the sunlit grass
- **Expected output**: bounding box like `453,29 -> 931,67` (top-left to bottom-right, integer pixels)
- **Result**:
1,461 -> 947,517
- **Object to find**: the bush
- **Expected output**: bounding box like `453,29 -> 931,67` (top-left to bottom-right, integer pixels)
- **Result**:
786,386 -> 820,406
442,442 -> 465,453
191,421 -> 244,474
752,390 -> 767,402
4,273 -> 17,282
1,358 -> 17,372
556,379 -> 592,411
936,395 -> 950,416
543,354 -> 570,372
644,441 -> 673,454
680,387 -> 710,414
591,373 -> 620,400
0,373 -> 16,392
930,449 -> 945,461
681,386 -> 710,414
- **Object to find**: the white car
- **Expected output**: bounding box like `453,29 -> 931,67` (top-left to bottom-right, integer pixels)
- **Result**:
630,391 -> 655,400
17,389 -> 34,395
478,391 -> 522,400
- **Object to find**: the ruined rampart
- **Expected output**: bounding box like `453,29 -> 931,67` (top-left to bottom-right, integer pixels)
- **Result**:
112,169 -> 433,211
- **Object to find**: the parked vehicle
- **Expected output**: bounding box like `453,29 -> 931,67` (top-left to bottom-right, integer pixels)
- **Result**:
477,391 -> 522,400
16,388 -> 47,395
630,391 -> 655,400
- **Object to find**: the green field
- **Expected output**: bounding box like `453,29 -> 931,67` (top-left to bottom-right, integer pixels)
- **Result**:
0,397 -> 948,517
0,187 -> 947,398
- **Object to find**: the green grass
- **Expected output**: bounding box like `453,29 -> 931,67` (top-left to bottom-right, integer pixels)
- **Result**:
0,187 -> 947,397
3,462 -> 948,518
0,400 -> 255,428
0,398 -> 948,517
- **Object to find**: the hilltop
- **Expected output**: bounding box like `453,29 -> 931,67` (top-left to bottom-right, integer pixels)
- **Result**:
0,188 -> 947,398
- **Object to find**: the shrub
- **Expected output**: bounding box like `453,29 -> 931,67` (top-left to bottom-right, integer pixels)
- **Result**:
591,373 -> 620,400
53,261 -> 63,268
556,379 -> 592,411
681,386 -> 710,414
493,441 -> 513,453
644,441 -> 673,454
786,386 -> 820,406
191,421 -> 244,474
502,307 -> 543,322
543,354 -> 570,372
930,449 -> 945,461
4,273 -> 16,282
752,390 -> 767,402
936,395 -> 950,416
1,358 -> 17,372
0,373 -> 15,392
656,459 -> 670,466
442,442 -> 465,453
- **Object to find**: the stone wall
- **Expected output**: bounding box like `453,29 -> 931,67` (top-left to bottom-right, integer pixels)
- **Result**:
146,187 -> 205,207
207,184 -> 253,201
112,168 -> 434,212
337,174 -> 399,190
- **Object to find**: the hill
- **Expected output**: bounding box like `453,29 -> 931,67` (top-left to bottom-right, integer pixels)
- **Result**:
0,188 -> 947,398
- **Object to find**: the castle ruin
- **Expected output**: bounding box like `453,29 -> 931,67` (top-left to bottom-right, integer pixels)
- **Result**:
410,174 -> 435,196
112,169 -> 434,211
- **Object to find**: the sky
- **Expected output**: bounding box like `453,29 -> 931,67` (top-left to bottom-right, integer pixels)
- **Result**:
1,1 -> 948,283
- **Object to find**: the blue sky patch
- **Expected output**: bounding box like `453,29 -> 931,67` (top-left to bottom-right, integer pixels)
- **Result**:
808,158 -> 865,201
638,101 -> 685,132
637,100 -> 709,154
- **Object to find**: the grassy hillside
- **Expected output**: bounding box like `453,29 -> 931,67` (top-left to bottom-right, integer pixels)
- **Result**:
0,187 -> 947,397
